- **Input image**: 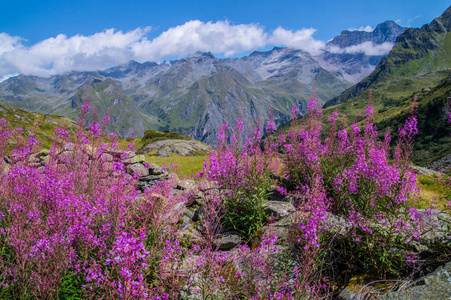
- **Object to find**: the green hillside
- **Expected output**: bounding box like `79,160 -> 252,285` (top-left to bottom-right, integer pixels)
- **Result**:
321,6 -> 451,170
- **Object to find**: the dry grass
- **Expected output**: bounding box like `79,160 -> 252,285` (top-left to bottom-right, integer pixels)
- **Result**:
411,175 -> 450,209
144,153 -> 208,179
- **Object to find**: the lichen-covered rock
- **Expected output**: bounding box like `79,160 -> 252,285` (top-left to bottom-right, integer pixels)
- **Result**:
124,154 -> 146,164
129,163 -> 149,177
148,163 -> 164,175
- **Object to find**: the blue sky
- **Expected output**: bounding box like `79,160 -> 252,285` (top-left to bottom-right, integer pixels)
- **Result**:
0,0 -> 449,79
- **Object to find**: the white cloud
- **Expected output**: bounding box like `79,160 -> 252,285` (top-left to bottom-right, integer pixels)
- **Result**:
328,41 -> 394,56
0,21 -> 270,77
0,33 -> 23,55
0,19 -> 391,78
131,20 -> 267,61
269,27 -> 325,55
347,25 -> 373,32
0,28 -> 148,77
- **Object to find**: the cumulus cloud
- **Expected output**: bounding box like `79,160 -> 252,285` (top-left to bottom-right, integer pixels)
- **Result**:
327,41 -> 394,56
0,19 -> 390,79
0,28 -> 148,77
269,27 -> 325,55
132,20 -> 267,61
0,21 -> 271,78
0,33 -> 23,55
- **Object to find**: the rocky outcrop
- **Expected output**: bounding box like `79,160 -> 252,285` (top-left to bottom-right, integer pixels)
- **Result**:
428,154 -> 451,174
379,261 -> 451,299
137,139 -> 210,157
412,165 -> 443,176
4,148 -> 170,191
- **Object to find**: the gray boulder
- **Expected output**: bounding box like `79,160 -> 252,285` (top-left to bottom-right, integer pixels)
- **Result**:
214,234 -> 242,251
148,163 -> 164,175
379,261 -> 451,299
263,201 -> 296,220
336,288 -> 362,300
129,163 -> 149,177
412,165 -> 443,176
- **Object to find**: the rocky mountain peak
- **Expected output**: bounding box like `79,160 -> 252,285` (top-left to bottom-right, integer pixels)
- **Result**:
100,60 -> 158,78
327,20 -> 406,48
436,5 -> 451,31
187,51 -> 216,60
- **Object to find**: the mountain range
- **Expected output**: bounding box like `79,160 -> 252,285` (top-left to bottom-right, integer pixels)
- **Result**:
0,20 -> 406,145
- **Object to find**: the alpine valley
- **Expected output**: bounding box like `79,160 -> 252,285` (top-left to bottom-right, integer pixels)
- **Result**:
0,20 -> 406,145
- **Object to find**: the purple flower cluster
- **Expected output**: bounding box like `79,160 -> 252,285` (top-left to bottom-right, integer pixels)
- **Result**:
0,93 -> 429,298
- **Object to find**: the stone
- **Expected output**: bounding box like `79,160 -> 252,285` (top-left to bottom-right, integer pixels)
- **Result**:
138,174 -> 163,182
119,151 -> 135,159
37,149 -> 50,158
28,150 -> 49,163
192,206 -> 204,222
412,165 -> 442,176
263,201 -> 296,220
164,201 -> 186,223
124,155 -> 146,164
185,191 -> 204,207
148,163 -> 164,175
101,153 -> 114,162
177,180 -> 196,190
380,261 -> 451,299
336,288 -> 362,300
182,208 -> 196,220
428,153 -> 451,174
214,234 -> 242,251
129,163 -> 149,177
325,212 -> 350,235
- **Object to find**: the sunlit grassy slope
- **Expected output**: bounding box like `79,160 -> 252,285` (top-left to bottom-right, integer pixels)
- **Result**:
0,104 -> 76,149
413,175 -> 451,209
321,72 -> 451,167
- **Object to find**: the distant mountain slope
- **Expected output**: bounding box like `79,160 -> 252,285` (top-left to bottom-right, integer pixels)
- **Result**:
0,21 -> 406,145
321,5 -> 451,170
316,21 -> 406,83
324,6 -> 451,108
